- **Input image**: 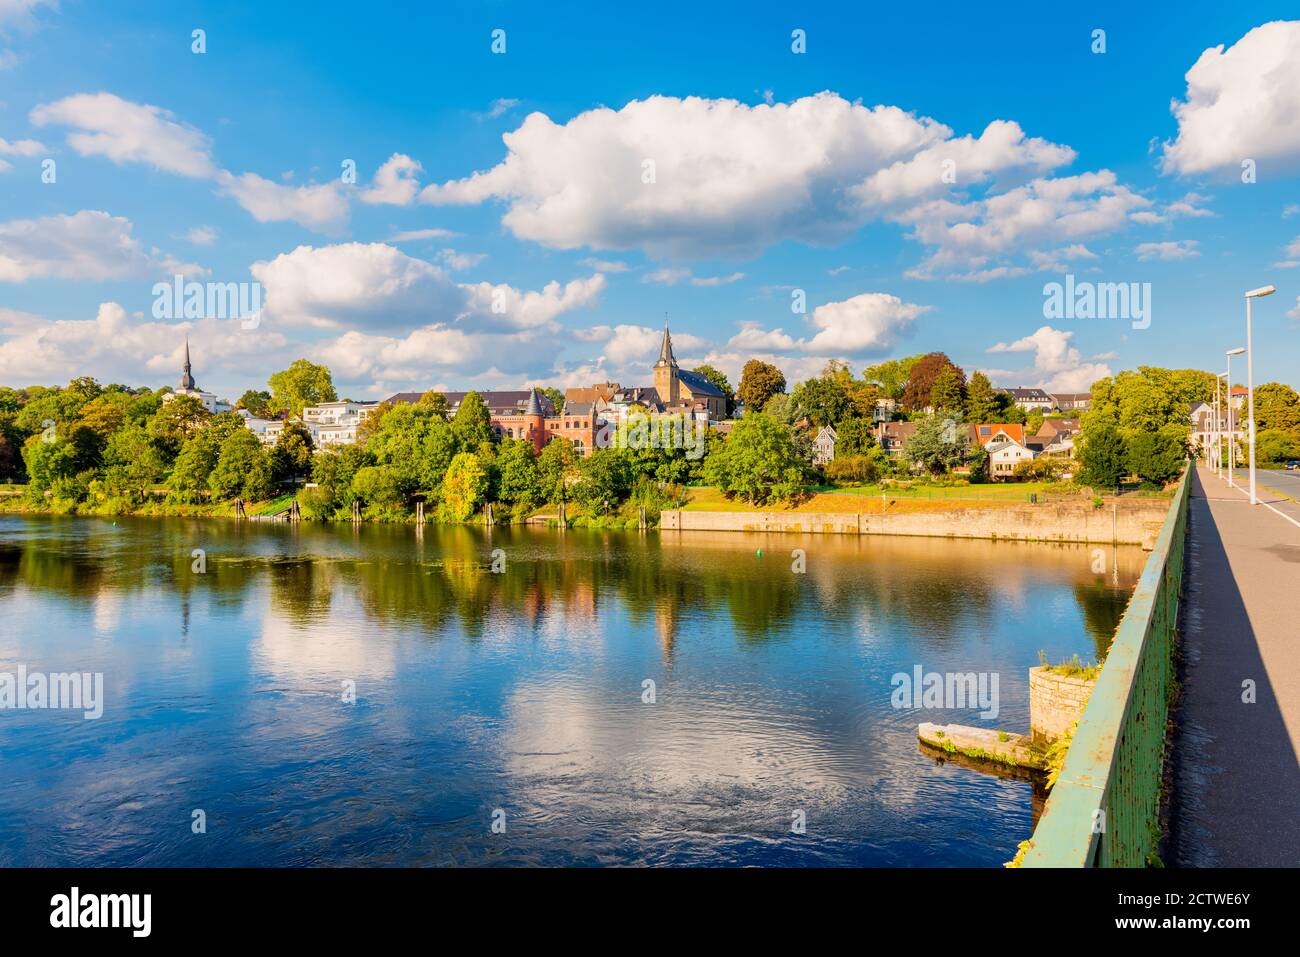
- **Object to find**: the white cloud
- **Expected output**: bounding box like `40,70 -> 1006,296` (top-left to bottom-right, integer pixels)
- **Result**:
985,325 -> 1111,392
436,248 -> 486,271
388,227 -> 458,242
0,210 -> 201,282
579,257 -> 631,272
185,225 -> 217,246
360,153 -> 422,206
1130,191 -> 1215,225
251,242 -> 603,337
480,98 -> 520,120
902,171 -> 1150,280
690,271 -> 744,287
32,92 -> 351,232
1288,296 -> 1300,321
0,135 -> 43,171
215,170 -> 349,232
0,0 -> 56,30
419,92 -> 953,258
1161,21 -> 1300,176
725,291 -> 926,358
1029,243 -> 1098,272
0,302 -> 286,387
31,92 -> 217,178
642,266 -> 691,285
1135,239 -> 1199,261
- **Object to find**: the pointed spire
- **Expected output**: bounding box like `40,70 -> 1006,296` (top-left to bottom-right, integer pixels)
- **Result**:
179,336 -> 196,391
524,387 -> 543,416
656,316 -> 677,368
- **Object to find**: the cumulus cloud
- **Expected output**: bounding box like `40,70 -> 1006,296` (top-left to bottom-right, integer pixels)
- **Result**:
1135,239 -> 1199,261
1161,21 -> 1300,176
32,92 -> 351,231
0,135 -> 45,172
252,241 -> 603,339
0,210 -> 202,282
0,302 -> 286,386
31,92 -> 217,178
902,171 -> 1150,280
414,91 -> 1152,278
360,153 -> 422,206
185,225 -> 217,246
985,325 -> 1111,392
724,292 -> 926,358
214,170 -> 349,232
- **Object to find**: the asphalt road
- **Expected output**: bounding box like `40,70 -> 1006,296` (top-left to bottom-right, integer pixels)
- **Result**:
1168,466 -> 1300,866
1221,465 -> 1300,525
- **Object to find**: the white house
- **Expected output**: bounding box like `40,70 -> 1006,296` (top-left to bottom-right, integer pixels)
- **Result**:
301,400 -> 378,447
1002,387 -> 1054,413
813,425 -> 837,466
987,435 -> 1037,479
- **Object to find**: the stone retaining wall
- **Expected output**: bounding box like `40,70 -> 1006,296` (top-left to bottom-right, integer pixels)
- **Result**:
1028,666 -> 1097,743
660,501 -> 1167,547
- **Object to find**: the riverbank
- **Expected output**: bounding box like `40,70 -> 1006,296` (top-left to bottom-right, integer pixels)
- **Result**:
662,497 -> 1170,547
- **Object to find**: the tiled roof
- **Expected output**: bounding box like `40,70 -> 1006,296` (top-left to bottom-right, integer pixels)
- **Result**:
677,368 -> 725,398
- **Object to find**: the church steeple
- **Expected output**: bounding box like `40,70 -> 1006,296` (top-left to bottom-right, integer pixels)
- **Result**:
652,317 -> 680,404
655,316 -> 677,369
179,337 -> 197,391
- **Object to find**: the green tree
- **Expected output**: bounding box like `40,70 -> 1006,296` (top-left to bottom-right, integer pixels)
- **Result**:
1078,418 -> 1126,488
267,359 -> 337,418
862,355 -> 922,403
902,353 -> 964,412
366,403 -> 458,494
440,452 -> 489,521
271,421 -> 315,485
451,391 -> 494,449
737,360 -> 786,414
237,389 -> 272,416
101,421 -> 167,501
702,412 -> 807,505
149,394 -> 211,462
903,413 -> 970,476
537,438 -> 579,504
574,448 -> 633,514
965,371 -> 999,423
417,390 -> 451,418
1125,428 -> 1185,488
834,416 -> 878,458
1254,383 -> 1300,438
1257,428 -> 1300,465
929,366 -> 966,413
350,465 -> 405,509
311,445 -> 371,513
496,438 -> 541,509
209,429 -> 273,500
541,387 -> 565,416
791,375 -> 851,427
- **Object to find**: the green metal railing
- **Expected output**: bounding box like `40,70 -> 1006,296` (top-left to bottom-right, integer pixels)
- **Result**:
1021,464 -> 1191,867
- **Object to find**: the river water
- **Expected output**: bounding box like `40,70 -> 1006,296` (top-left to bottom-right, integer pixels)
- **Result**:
0,515 -> 1143,866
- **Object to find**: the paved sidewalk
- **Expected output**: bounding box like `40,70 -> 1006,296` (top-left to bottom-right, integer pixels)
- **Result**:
1168,465 -> 1300,867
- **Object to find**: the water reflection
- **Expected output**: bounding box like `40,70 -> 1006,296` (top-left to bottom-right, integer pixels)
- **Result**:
0,515 -> 1142,867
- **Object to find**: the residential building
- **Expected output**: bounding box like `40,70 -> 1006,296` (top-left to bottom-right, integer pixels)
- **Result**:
164,339 -> 231,413
302,400 -> 378,447
986,434 -> 1038,478
877,420 -> 918,455
813,425 -> 837,466
388,387 -> 601,456
1049,392 -> 1092,412
1001,387 -> 1054,413
971,423 -> 1026,448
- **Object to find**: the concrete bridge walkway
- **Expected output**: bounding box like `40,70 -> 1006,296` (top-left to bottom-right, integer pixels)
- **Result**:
1169,465 -> 1300,866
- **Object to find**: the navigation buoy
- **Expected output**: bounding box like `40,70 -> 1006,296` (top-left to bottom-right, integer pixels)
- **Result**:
757,548 -> 763,558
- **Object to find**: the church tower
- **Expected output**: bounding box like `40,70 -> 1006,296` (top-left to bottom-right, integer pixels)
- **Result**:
179,337 -> 197,392
653,319 -> 679,404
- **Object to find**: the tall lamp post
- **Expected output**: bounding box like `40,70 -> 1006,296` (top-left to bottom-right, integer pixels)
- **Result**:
1244,285 -> 1276,505
1214,372 -> 1227,477
1226,348 -> 1245,487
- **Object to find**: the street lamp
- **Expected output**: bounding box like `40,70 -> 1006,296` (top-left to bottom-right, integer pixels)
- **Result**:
1226,348 -> 1245,487
1244,285 -> 1276,505
1214,372 -> 1228,476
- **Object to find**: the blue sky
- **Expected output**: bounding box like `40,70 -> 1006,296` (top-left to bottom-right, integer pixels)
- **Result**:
1,0 -> 1297,401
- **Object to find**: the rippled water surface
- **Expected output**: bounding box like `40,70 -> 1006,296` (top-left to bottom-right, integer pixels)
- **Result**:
0,515 -> 1143,866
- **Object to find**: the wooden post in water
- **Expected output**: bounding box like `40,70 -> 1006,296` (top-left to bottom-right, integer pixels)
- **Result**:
352,499 -> 361,524
415,500 -> 424,524
639,506 -> 646,530
485,501 -> 493,526
290,498 -> 300,523
234,497 -> 245,520
558,501 -> 567,529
